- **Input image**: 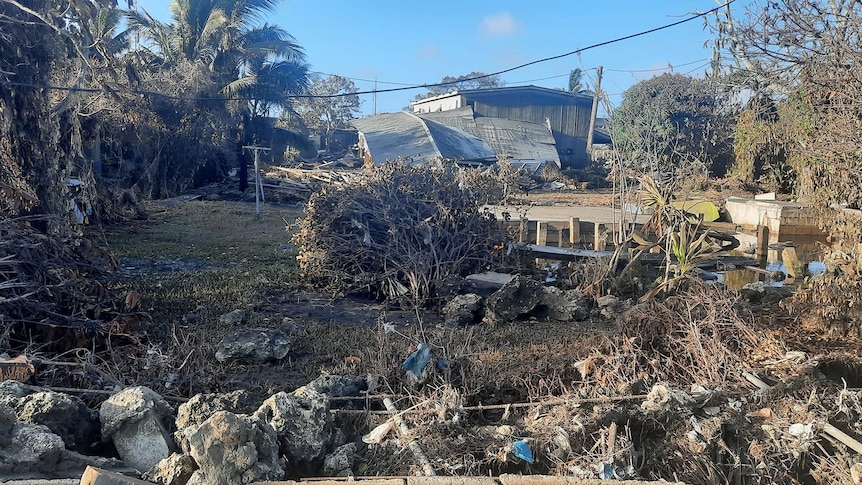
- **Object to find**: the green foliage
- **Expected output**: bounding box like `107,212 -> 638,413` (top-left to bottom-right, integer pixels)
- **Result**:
291,74 -> 361,150
610,73 -> 735,177
711,0 -> 862,335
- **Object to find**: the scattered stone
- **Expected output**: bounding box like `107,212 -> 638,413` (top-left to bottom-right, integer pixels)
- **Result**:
214,327 -> 290,364
254,388 -> 334,464
596,294 -> 623,319
100,387 -> 174,473
0,381 -> 100,454
281,317 -> 308,336
739,282 -> 794,304
442,293 -> 484,325
323,442 -> 356,476
0,417 -> 65,475
435,275 -> 472,300
143,453 -> 197,485
306,374 -> 367,398
175,390 -> 256,431
183,411 -> 283,485
217,309 -> 245,326
484,276 -> 544,322
538,287 -> 591,322
174,390 -> 257,451
465,271 -> 514,293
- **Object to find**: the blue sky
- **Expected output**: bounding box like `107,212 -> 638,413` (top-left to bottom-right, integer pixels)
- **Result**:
135,0 -> 749,116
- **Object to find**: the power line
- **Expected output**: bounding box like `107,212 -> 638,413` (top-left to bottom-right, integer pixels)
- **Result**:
1,1 -> 734,101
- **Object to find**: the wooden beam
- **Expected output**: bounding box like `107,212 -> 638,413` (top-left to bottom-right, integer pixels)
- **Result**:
569,217 -> 580,247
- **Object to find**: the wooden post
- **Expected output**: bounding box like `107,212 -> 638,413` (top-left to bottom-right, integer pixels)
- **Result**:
594,222 -> 606,251
519,218 -> 529,243
586,66 -> 603,156
536,221 -> 548,246
755,225 -> 769,263
242,145 -> 271,219
569,217 -> 580,247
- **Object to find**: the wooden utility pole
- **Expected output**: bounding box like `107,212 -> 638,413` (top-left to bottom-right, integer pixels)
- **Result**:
242,145 -> 271,218
586,65 -> 603,156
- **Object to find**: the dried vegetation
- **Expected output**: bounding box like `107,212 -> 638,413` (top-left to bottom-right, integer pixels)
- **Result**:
292,162 -> 511,307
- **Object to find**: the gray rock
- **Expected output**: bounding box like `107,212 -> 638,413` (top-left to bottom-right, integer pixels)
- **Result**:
442,293 -> 484,325
539,287 -> 591,322
0,421 -> 65,474
11,390 -> 99,453
215,328 -> 290,364
485,276 -> 544,322
0,400 -> 15,435
183,411 -> 283,485
175,390 -> 257,431
174,390 -> 257,452
254,388 -> 333,464
596,294 -> 624,319
143,452 -> 197,485
218,309 -> 245,326
306,374 -> 367,398
100,386 -> 174,473
323,442 -> 356,476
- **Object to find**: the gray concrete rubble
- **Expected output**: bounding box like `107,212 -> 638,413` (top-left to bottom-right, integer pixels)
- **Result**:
183,410 -> 284,485
322,442 -> 357,476
0,380 -> 100,453
215,327 -> 291,363
254,388 -> 336,465
442,293 -> 484,325
539,287 -> 591,322
143,452 -> 197,485
484,276 -> 544,322
306,374 -> 367,398
100,386 -> 175,473
174,389 -> 257,452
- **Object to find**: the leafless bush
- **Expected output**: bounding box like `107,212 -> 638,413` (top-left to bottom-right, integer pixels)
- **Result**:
292,161 -> 510,308
610,279 -> 772,388
459,159 -> 529,205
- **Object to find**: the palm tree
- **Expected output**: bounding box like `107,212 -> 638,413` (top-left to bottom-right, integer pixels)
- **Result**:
128,0 -> 310,188
568,68 -> 593,95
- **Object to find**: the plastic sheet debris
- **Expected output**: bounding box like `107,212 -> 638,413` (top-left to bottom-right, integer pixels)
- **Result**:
512,439 -> 534,463
403,343 -> 433,383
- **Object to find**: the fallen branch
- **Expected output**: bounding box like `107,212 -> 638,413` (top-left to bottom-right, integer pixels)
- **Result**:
383,397 -> 435,477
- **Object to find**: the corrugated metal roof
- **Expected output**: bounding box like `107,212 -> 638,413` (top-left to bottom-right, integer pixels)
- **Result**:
351,112 -> 439,164
351,107 -> 560,172
421,107 -> 560,171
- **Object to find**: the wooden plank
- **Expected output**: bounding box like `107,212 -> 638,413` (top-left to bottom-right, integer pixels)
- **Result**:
594,222 -> 607,251
510,243 -> 616,261
536,221 -> 548,246
80,467 -> 153,485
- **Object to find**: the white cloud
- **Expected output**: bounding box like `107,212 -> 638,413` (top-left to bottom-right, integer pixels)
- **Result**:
417,44 -> 442,60
478,11 -> 522,37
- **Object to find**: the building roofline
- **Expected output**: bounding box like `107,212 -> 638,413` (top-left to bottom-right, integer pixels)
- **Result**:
410,85 -> 593,106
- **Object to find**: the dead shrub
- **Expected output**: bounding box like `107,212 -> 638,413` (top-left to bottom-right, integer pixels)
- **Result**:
608,279 -> 773,388
292,161 -> 510,308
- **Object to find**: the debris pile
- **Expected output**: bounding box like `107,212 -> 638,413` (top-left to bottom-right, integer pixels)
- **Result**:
0,217 -> 147,355
292,162 -> 509,307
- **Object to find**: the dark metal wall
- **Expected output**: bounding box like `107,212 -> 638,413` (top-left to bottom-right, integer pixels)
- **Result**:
465,90 -> 593,168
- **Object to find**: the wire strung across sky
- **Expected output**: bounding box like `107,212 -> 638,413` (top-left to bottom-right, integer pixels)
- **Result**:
0,0 -> 734,102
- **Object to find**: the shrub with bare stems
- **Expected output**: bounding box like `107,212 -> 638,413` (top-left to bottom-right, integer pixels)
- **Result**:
292,161 -> 510,308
